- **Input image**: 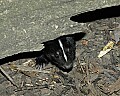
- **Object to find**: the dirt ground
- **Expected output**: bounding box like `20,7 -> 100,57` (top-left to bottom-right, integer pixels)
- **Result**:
0,17 -> 120,96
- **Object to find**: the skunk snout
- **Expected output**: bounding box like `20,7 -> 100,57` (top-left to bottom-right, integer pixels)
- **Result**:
63,63 -> 73,70
59,62 -> 73,72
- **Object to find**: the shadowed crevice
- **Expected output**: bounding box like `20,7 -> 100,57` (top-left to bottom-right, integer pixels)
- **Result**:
0,51 -> 43,65
70,5 -> 120,23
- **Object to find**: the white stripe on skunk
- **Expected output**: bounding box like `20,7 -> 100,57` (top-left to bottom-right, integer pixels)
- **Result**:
58,39 -> 67,62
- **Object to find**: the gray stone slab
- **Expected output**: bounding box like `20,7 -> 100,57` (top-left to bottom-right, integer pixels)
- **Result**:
0,0 -> 120,59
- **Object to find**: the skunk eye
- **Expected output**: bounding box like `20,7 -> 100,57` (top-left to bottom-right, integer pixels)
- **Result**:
57,51 -> 59,54
55,51 -> 59,58
66,48 -> 70,52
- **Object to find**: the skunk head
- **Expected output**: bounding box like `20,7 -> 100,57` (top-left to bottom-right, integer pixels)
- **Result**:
40,32 -> 86,72
43,37 -> 76,72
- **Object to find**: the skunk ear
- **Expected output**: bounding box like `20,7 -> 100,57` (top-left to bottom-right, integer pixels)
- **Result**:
66,32 -> 86,41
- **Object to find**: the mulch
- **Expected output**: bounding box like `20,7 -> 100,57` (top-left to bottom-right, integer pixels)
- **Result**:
0,17 -> 120,96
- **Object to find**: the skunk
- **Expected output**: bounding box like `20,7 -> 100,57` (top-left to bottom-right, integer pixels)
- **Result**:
35,32 -> 86,72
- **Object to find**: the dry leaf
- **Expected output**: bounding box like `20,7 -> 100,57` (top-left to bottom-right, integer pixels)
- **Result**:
98,41 -> 114,58
81,39 -> 88,46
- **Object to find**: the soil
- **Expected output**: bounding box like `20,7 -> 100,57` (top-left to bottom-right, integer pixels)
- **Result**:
0,17 -> 120,96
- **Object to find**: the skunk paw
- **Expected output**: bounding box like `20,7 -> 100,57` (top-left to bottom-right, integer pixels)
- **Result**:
35,54 -> 49,70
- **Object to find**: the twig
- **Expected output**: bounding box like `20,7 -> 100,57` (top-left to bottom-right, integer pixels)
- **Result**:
0,66 -> 18,88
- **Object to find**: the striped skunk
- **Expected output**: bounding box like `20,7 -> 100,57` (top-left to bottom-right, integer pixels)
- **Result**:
35,32 -> 86,72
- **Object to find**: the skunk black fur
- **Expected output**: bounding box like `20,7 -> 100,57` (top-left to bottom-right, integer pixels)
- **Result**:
35,32 -> 86,72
